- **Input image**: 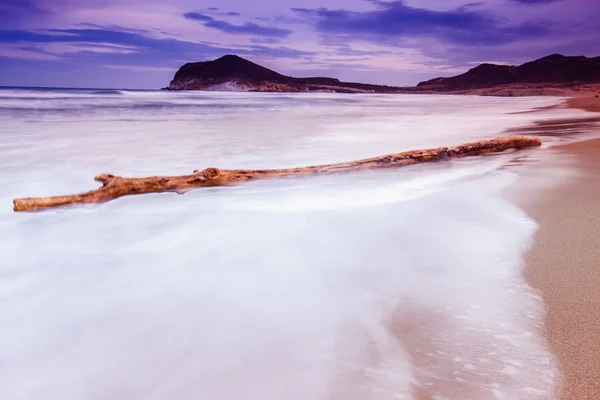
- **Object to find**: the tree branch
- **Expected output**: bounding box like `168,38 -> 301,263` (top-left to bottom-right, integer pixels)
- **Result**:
13,136 -> 541,212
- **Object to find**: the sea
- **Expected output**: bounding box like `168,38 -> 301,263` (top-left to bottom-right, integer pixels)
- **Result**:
0,87 -> 597,399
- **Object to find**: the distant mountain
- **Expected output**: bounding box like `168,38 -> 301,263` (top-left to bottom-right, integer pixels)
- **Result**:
418,54 -> 600,89
167,55 -> 406,93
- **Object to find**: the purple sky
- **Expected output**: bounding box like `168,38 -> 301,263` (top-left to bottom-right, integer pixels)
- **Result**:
1,0 -> 599,88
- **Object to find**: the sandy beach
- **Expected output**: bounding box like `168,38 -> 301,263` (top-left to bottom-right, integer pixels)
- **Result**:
566,96 -> 600,113
2,87 -> 599,399
515,98 -> 600,399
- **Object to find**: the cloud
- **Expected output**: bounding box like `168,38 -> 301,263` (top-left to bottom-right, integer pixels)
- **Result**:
292,2 -> 551,46
103,64 -> 175,72
289,8 -> 313,15
61,42 -> 140,54
1,0 -> 597,88
510,0 -> 560,4
199,9 -> 241,17
73,23 -> 152,34
0,27 -> 311,68
455,2 -> 485,11
204,21 -> 291,38
0,0 -> 51,28
251,38 -> 280,44
467,60 -> 514,65
184,12 -> 291,38
0,43 -> 61,60
246,45 -> 314,59
0,0 -> 46,15
183,12 -> 214,22
0,28 -> 221,70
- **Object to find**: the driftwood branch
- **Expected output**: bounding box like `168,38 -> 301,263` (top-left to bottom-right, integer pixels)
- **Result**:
13,135 -> 541,212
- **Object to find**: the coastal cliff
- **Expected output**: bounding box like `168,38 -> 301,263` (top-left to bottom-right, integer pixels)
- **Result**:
168,54 -> 600,96
168,55 -> 408,93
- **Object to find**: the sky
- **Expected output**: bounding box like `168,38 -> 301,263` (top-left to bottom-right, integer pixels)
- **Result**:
0,0 -> 599,88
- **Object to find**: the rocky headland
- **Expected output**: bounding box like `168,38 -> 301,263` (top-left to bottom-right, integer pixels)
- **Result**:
168,55 -> 408,93
168,54 -> 600,97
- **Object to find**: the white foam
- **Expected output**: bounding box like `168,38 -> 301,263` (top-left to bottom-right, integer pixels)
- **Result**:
1,90 -> 590,399
205,81 -> 250,92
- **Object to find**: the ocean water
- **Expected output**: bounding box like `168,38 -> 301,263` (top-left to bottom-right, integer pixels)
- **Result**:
0,88 -> 595,399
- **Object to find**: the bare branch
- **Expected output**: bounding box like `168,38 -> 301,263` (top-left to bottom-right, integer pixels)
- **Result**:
13,136 -> 541,212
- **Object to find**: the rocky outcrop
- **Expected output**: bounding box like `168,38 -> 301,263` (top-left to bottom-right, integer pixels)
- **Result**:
169,54 -> 600,96
418,54 -> 600,90
13,136 -> 541,212
168,55 -> 407,93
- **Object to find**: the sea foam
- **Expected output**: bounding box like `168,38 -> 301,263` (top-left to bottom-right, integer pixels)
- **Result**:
0,90 -> 593,399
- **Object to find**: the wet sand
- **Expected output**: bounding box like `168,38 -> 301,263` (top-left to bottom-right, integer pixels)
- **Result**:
389,100 -> 600,400
566,96 -> 600,113
514,121 -> 600,398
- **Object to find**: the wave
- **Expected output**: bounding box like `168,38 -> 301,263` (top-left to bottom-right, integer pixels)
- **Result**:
0,87 -> 130,98
0,161 -> 555,399
89,90 -> 124,95
0,102 -> 275,115
225,157 -> 511,212
1,92 -> 588,399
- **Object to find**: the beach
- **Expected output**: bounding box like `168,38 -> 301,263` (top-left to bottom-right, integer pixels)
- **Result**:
566,96 -> 600,113
1,88 -> 599,399
511,97 -> 600,399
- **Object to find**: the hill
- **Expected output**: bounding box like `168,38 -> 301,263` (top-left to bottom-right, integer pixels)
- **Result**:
167,55 -> 407,93
418,54 -> 600,90
168,54 -> 600,96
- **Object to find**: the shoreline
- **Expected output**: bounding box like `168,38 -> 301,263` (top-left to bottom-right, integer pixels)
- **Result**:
565,96 -> 600,113
512,98 -> 600,399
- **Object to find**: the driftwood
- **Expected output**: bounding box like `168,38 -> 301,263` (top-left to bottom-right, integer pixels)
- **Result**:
13,135 -> 541,212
